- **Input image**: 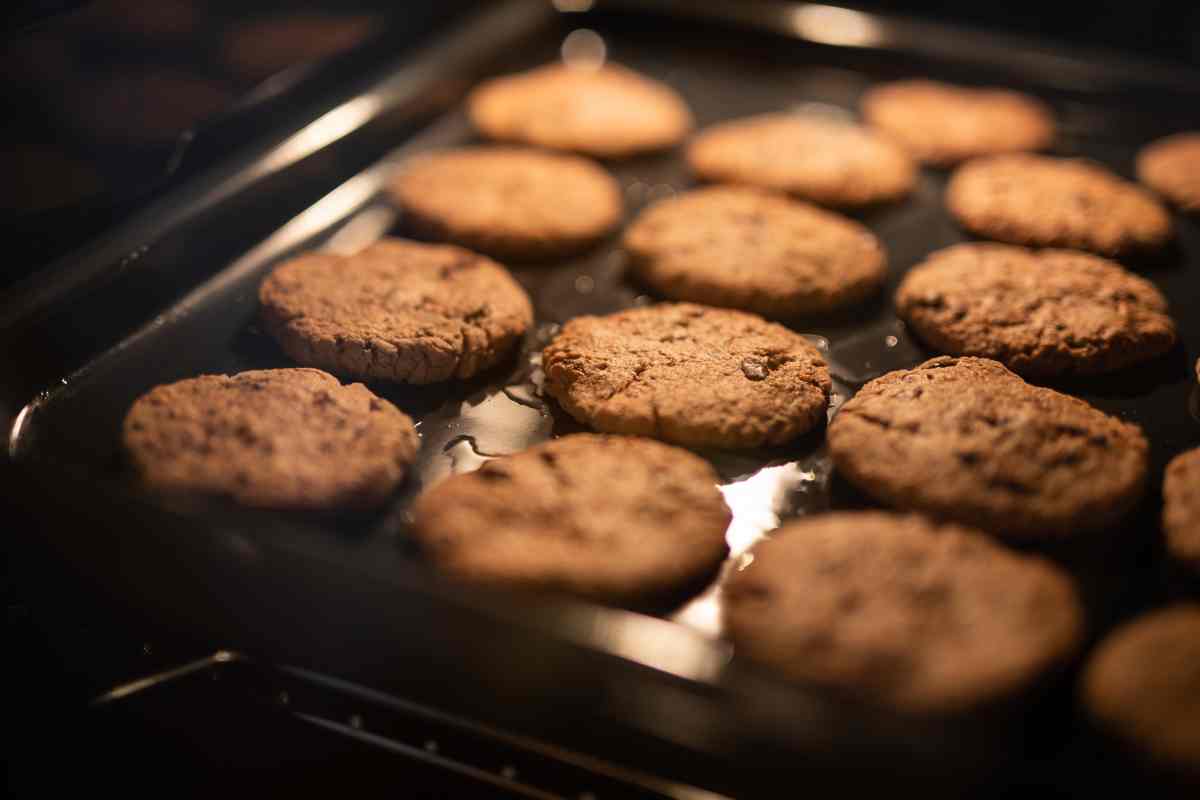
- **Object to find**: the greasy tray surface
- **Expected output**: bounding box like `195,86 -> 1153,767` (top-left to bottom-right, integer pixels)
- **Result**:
7,2 -> 1200,786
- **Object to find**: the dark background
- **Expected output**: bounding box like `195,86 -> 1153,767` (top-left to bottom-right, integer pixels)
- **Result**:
4,1 -> 1199,796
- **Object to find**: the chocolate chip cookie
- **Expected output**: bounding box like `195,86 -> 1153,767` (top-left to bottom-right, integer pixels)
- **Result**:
1082,605 -> 1200,774
410,433 -> 730,609
542,303 -> 831,449
624,186 -> 887,317
861,79 -> 1055,166
468,63 -> 693,158
895,243 -> 1176,377
724,511 -> 1083,714
259,238 -> 533,384
1163,448 -> 1200,573
686,113 -> 916,208
388,146 -> 623,260
1137,132 -> 1200,212
946,154 -> 1172,257
123,368 -> 419,509
827,356 -> 1149,539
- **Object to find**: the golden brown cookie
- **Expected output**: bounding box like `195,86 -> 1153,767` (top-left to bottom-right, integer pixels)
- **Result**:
388,146 -> 623,260
1137,132 -> 1200,212
861,79 -> 1055,166
1163,448 -> 1200,573
724,512 -> 1083,715
946,154 -> 1172,257
259,238 -> 533,384
895,243 -> 1176,377
827,356 -> 1148,540
467,63 -> 693,158
542,303 -> 831,449
123,368 -> 419,509
410,434 -> 730,609
1081,606 -> 1200,774
686,113 -> 916,208
624,186 -> 887,317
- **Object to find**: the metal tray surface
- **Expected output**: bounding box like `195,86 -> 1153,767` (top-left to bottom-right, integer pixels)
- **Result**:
5,1 -> 1200,794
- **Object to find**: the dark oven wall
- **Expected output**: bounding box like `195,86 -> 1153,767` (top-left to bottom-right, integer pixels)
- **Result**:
857,0 -> 1200,68
0,0 -> 480,288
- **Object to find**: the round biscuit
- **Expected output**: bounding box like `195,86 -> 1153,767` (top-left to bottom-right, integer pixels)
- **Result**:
123,368 -> 419,509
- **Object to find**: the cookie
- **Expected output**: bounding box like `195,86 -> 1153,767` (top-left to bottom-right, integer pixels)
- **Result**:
259,238 -> 533,384
542,303 -> 831,449
410,434 -> 730,609
388,147 -> 623,261
123,368 -> 419,509
467,63 -> 693,158
686,113 -> 916,208
895,243 -> 1176,377
946,154 -> 1172,257
724,512 -> 1083,714
861,79 -> 1055,166
1081,606 -> 1200,774
1137,132 -> 1200,212
1163,448 -> 1200,572
827,356 -> 1148,540
624,186 -> 887,317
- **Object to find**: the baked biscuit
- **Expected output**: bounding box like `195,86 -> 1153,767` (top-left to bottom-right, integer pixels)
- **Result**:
1136,132 -> 1200,212
1082,606 -> 1200,774
467,63 -> 692,158
410,434 -> 730,609
624,186 -> 887,317
542,303 -> 831,449
895,243 -> 1176,377
827,356 -> 1148,539
724,512 -> 1083,714
686,113 -> 916,208
259,239 -> 533,384
946,154 -> 1172,257
861,79 -> 1055,166
1163,448 -> 1200,573
389,146 -> 623,260
123,368 -> 419,509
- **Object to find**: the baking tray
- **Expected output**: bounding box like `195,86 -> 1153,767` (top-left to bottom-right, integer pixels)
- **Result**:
4,1 -> 1200,795
84,649 -> 735,799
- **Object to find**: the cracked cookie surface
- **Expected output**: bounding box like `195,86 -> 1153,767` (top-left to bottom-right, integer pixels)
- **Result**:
861,79 -> 1055,166
686,113 -> 915,208
895,243 -> 1176,377
388,146 -> 623,260
827,356 -> 1148,539
724,512 -> 1082,714
123,368 -> 419,509
259,238 -> 533,384
410,433 -> 730,609
1163,448 -> 1200,573
624,186 -> 887,317
946,154 -> 1172,257
1137,131 -> 1200,212
542,302 -> 831,449
467,63 -> 692,158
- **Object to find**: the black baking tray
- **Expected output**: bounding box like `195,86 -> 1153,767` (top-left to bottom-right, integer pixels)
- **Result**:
4,1 -> 1200,795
